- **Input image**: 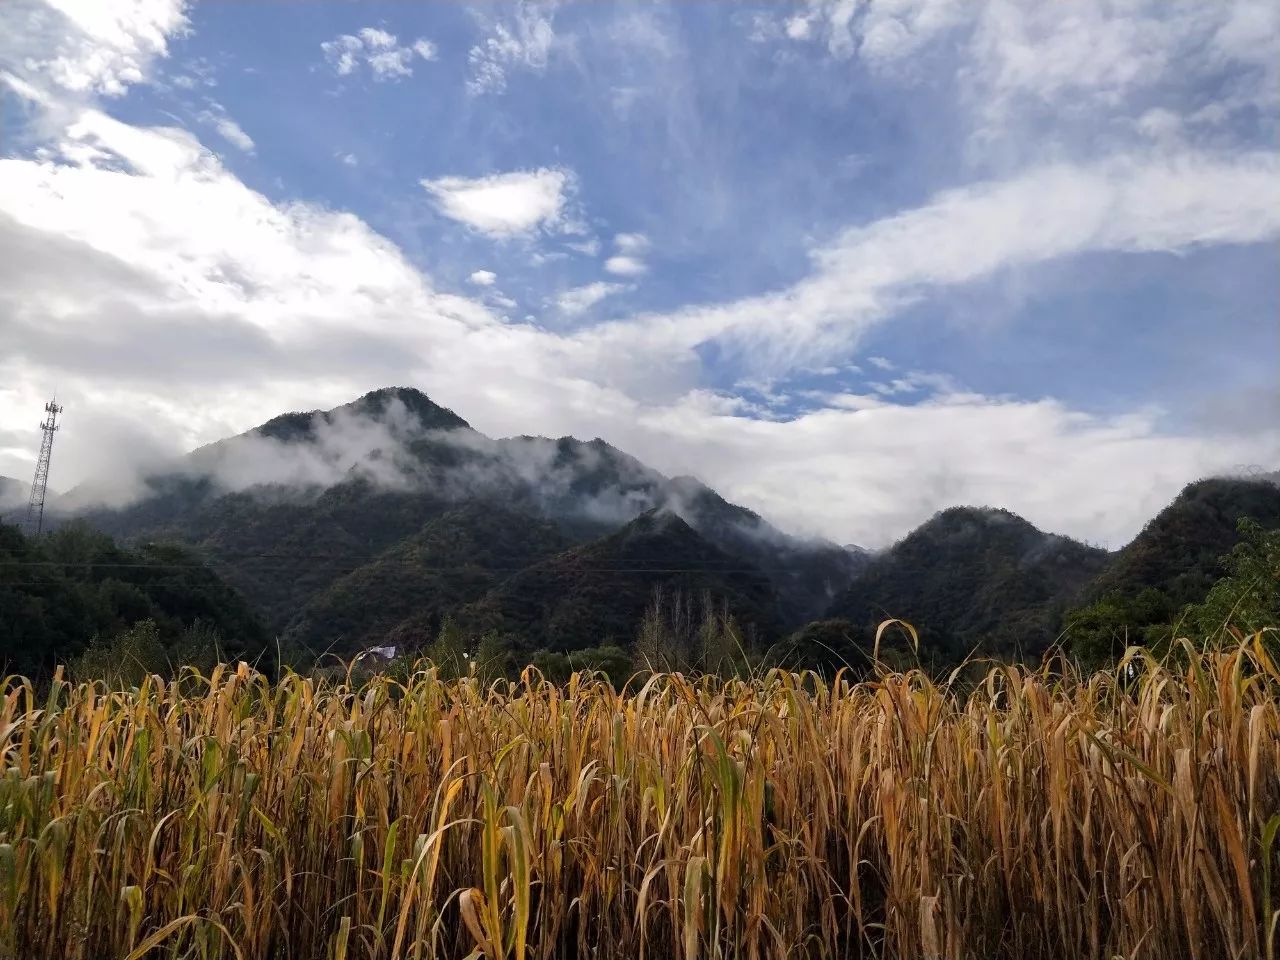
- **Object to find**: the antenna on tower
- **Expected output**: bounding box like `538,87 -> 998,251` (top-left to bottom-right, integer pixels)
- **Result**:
25,399 -> 63,537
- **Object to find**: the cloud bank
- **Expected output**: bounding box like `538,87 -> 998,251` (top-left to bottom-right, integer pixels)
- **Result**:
0,0 -> 1276,550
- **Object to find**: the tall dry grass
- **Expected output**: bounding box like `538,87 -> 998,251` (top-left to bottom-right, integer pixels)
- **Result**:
1,637 -> 1278,960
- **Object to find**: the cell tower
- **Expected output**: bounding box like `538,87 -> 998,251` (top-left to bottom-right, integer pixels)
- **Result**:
25,400 -> 63,537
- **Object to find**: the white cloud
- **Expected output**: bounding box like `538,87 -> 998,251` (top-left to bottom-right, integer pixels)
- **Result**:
779,1 -> 1279,159
604,255 -> 647,277
321,27 -> 436,81
556,281 -> 631,316
467,4 -> 557,95
870,371 -> 954,395
2,107 -> 1276,548
197,109 -> 254,153
615,232 -> 649,254
2,0 -> 1277,552
622,390 -> 1278,549
358,27 -> 396,49
166,56 -> 216,93
421,168 -> 573,237
580,152 -> 1280,375
468,269 -> 497,286
785,16 -> 813,40
212,117 -> 253,152
337,152 -> 358,167
867,356 -> 894,371
603,232 -> 650,276
0,0 -> 189,100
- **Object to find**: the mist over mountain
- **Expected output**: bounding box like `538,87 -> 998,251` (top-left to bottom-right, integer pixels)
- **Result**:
72,388 -> 864,644
52,388 -> 1278,669
0,476 -> 27,515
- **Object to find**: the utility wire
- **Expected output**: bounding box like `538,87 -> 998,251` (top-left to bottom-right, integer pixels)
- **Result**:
0,559 -> 768,574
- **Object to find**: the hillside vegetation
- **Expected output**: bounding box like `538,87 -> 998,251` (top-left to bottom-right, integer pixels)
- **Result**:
44,389 -> 1280,674
280,503 -> 571,656
0,520 -> 268,678
459,510 -> 781,653
1063,477 -> 1280,666
827,506 -> 1107,664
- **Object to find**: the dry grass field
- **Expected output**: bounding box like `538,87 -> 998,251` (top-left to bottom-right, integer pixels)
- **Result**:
2,637 -> 1278,959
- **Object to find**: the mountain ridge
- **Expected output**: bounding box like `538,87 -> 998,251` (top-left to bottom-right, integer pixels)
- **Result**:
71,387 -> 864,643
827,505 -> 1109,663
54,388 -> 1279,667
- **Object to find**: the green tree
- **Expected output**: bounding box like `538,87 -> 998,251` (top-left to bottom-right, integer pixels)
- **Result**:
1180,519 -> 1279,641
1065,588 -> 1176,671
70,620 -> 168,687
1,520 -> 269,679
473,629 -> 515,683
166,618 -> 226,674
425,615 -> 469,678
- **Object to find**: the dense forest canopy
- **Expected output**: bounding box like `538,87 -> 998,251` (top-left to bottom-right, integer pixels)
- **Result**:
826,506 -> 1109,665
0,520 -> 269,679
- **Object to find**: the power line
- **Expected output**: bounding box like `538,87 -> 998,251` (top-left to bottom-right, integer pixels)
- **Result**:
0,559 -> 765,574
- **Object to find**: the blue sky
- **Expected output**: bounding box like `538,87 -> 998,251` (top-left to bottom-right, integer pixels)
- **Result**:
0,0 -> 1277,547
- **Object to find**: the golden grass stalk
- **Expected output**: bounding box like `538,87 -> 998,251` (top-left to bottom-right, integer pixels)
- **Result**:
0,636 -> 1277,959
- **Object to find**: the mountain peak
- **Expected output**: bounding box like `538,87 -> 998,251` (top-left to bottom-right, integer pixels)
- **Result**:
250,387 -> 470,443
342,387 -> 470,432
929,505 -> 1034,529
828,503 -> 1106,661
622,506 -> 697,538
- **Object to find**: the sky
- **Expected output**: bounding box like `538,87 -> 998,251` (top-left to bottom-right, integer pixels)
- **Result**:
0,0 -> 1277,549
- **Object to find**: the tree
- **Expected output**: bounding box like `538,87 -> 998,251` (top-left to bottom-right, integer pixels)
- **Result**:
425,615 -> 469,679
1180,519 -> 1279,641
70,620 -> 168,687
1065,588 -> 1176,671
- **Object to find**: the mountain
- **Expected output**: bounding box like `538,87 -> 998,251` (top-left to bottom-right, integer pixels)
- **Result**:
1062,476 -> 1280,663
249,386 -> 471,442
827,506 -> 1108,664
459,510 -> 781,653
73,387 -> 861,644
1082,477 -> 1280,608
281,503 -> 571,655
660,476 -> 870,623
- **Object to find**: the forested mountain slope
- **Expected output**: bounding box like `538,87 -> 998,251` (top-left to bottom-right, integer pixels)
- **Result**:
73,388 -> 862,639
827,507 -> 1108,663
0,520 -> 268,677
459,510 -> 782,653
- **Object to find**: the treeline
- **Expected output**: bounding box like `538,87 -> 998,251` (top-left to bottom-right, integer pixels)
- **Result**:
4,477 -> 1277,687
327,589 -> 765,687
0,521 -> 269,680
